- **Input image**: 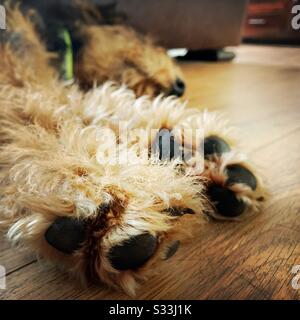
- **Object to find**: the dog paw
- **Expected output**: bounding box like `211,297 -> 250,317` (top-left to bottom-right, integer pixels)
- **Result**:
202,136 -> 268,219
42,196 -> 203,296
151,126 -> 267,220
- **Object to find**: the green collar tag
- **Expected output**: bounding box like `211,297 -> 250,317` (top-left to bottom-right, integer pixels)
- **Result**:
58,28 -> 74,82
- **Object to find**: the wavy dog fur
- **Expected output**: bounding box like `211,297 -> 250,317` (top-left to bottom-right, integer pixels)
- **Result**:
0,7 -> 207,295
16,0 -> 184,97
0,7 -> 268,295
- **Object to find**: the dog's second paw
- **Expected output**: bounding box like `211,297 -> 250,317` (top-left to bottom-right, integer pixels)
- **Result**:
204,157 -> 268,220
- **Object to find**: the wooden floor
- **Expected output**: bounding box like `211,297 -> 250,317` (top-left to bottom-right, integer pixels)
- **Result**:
1,45 -> 300,300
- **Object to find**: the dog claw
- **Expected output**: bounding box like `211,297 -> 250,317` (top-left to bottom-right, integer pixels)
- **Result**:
164,240 -> 180,260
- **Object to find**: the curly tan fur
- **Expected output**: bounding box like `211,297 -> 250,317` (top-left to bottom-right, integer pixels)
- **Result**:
0,7 -> 268,296
12,0 -> 184,97
0,7 -> 207,296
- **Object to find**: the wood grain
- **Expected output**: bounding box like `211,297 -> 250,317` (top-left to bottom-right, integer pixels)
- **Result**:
0,45 -> 300,300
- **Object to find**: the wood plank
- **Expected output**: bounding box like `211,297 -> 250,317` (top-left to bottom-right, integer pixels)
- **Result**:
0,233 -> 36,275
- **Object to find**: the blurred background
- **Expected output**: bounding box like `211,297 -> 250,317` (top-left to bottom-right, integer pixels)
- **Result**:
21,0 -> 300,55
89,0 -> 300,57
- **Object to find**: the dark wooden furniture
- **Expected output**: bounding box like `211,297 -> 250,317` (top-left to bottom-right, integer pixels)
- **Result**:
243,0 -> 300,43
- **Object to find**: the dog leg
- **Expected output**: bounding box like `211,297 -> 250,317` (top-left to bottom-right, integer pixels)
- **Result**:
75,25 -> 185,97
0,82 -> 207,297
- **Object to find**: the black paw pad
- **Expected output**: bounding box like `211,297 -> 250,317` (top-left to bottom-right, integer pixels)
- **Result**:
225,164 -> 257,190
109,233 -> 158,271
45,217 -> 87,254
203,136 -> 231,159
164,240 -> 180,260
207,184 -> 247,217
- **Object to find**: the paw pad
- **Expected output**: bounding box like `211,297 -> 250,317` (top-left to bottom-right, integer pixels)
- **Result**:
207,184 -> 247,217
45,217 -> 87,254
108,233 -> 158,271
203,136 -> 231,159
225,164 -> 257,190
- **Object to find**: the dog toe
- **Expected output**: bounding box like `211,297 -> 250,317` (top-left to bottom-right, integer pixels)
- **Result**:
207,184 -> 247,217
225,164 -> 257,190
203,136 -> 231,159
108,233 -> 158,271
45,217 -> 87,254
